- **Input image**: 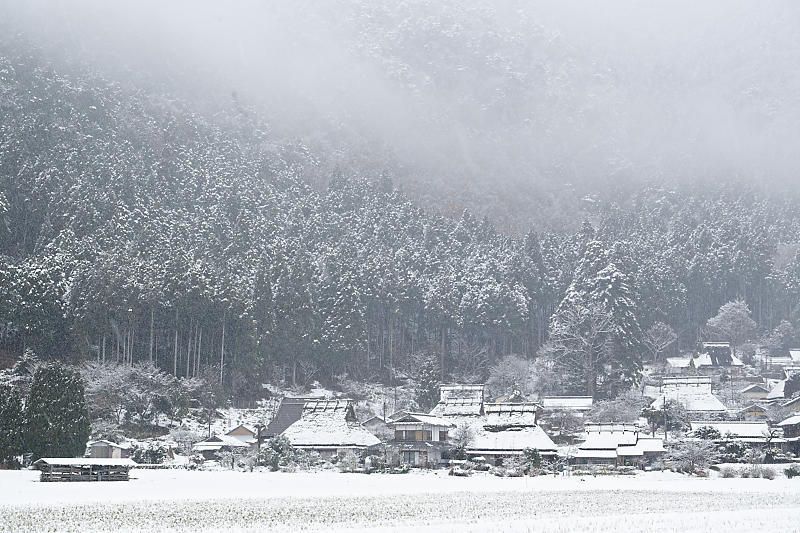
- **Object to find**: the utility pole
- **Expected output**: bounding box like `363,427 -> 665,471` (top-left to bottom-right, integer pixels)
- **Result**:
663,396 -> 668,443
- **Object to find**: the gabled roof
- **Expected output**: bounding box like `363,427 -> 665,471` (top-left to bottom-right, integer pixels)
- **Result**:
767,380 -> 786,400
388,412 -> 454,427
261,397 -> 322,438
193,434 -> 250,450
86,440 -> 130,449
226,424 -> 256,437
739,384 -> 769,394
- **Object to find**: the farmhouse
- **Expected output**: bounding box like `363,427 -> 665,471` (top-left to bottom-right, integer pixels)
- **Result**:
734,403 -> 769,421
650,376 -> 727,415
259,396 -> 321,440
362,416 -> 392,441
85,440 -> 130,459
778,412 -> 800,454
539,396 -> 594,415
385,412 -> 454,466
573,424 -> 665,467
429,384 -> 556,465
34,458 -> 137,482
688,421 -> 785,449
739,384 -> 770,401
281,399 -> 380,459
225,425 -> 258,445
192,434 -> 251,459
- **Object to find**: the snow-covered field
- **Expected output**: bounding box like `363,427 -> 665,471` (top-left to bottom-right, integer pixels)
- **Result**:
2,469 -> 799,532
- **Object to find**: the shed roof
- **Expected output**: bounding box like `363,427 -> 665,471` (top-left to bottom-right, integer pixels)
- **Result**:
778,413 -> 800,427
34,458 -> 137,467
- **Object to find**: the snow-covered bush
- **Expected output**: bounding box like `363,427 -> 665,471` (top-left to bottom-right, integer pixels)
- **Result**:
131,441 -> 169,464
338,451 -> 360,473
720,466 -> 737,478
762,467 -> 776,480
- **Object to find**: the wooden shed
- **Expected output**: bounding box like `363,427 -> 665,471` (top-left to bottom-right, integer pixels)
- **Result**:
33,458 -> 137,482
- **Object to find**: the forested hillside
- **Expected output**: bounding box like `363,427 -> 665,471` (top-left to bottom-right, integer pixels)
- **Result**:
2,38 -> 800,402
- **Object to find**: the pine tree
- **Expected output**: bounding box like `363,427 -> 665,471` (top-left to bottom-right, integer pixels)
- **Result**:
0,385 -> 24,467
24,363 -> 90,460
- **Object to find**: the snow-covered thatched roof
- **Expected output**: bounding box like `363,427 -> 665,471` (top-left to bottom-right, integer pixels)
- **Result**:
430,384 -> 485,416
282,399 -> 380,448
652,376 -> 727,412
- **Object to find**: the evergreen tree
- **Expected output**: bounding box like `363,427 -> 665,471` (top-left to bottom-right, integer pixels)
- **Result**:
0,385 -> 24,467
413,357 -> 441,411
24,363 -> 90,460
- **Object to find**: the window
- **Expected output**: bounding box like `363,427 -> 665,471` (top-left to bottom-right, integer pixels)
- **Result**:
395,430 -> 404,441
439,430 -> 448,442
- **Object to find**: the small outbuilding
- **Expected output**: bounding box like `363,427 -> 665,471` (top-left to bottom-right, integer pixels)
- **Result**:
85,440 -> 131,459
34,458 -> 137,482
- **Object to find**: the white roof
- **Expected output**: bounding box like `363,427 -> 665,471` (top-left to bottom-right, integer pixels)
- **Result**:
470,423 -> 557,453
791,350 -> 800,363
739,384 -> 769,394
689,421 -> 770,439
580,430 -> 638,450
767,380 -> 786,400
650,392 -> 727,412
540,396 -> 593,410
778,413 -> 800,427
282,405 -> 380,448
193,434 -> 250,451
34,458 -> 137,467
86,440 -> 131,449
573,449 -> 618,459
389,413 -> 454,427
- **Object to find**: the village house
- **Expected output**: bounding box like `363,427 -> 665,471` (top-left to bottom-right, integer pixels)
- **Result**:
280,399 -> 380,459
688,421 -> 786,450
739,384 -> 770,401
539,396 -> 594,415
259,396 -> 321,441
777,412 -> 800,455
573,424 -> 665,468
192,434 -> 251,459
762,349 -> 800,370
225,425 -> 258,445
734,403 -> 769,421
782,395 -> 800,412
428,384 -> 557,465
384,412 -> 454,467
650,376 -> 727,415
362,416 -> 392,441
85,440 -> 131,459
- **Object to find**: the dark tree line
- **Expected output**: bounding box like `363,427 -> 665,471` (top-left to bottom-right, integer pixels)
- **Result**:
2,43 -> 800,401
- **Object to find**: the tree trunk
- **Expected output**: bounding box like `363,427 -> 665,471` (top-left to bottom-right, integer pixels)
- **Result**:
219,312 -> 226,385
149,307 -> 154,364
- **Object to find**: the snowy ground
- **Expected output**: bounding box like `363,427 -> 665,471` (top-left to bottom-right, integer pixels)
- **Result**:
2,469 -> 799,532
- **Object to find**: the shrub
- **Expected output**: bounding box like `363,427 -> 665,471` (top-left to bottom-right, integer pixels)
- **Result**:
785,465 -> 800,479
745,465 -> 762,479
720,466 -> 737,478
762,467 -> 776,480
338,451 -> 360,473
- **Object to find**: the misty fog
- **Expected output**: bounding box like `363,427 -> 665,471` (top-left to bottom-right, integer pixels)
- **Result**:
3,0 -> 800,229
